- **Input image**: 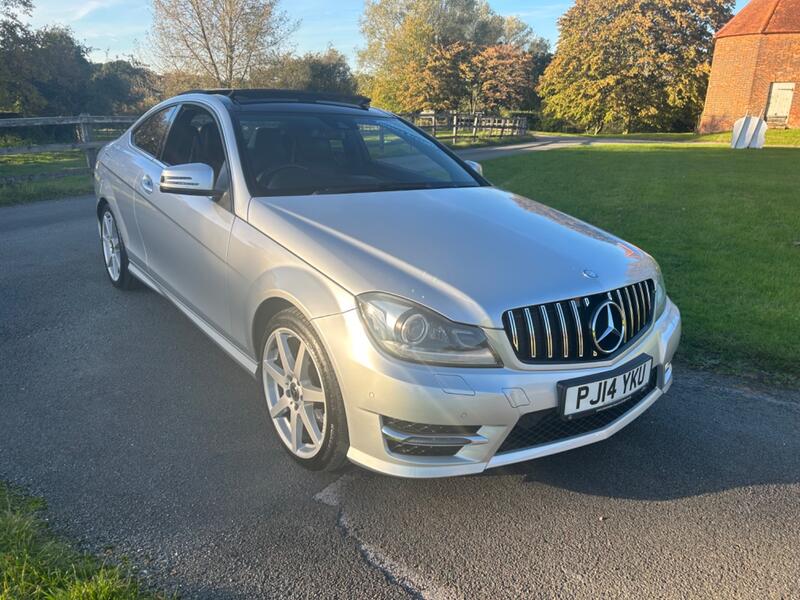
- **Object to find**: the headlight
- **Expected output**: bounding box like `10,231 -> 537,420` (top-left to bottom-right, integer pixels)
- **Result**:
654,266 -> 667,318
357,292 -> 500,367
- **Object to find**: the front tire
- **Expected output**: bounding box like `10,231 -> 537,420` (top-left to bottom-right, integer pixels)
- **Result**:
99,205 -> 136,289
259,307 -> 349,471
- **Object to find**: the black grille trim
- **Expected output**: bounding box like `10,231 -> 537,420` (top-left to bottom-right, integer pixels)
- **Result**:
502,279 -> 656,364
382,418 -> 480,436
385,442 -> 463,457
497,370 -> 657,454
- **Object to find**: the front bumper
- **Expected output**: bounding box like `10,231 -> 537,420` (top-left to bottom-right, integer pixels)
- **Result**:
313,298 -> 681,478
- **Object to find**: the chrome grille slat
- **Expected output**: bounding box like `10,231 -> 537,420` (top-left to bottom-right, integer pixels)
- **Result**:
523,307 -> 536,358
505,310 -> 519,352
631,284 -> 642,335
624,287 -> 636,333
555,303 -> 569,358
570,299 -> 583,358
539,305 -> 553,359
504,279 -> 655,364
615,289 -> 628,341
637,282 -> 647,326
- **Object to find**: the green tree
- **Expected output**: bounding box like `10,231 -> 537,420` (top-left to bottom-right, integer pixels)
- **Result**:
0,0 -> 36,113
539,0 -> 733,133
252,48 -> 358,94
412,42 -> 471,111
358,0 -> 537,111
469,44 -> 531,112
363,10 -> 434,111
88,59 -> 160,114
1,1 -> 157,117
0,23 -> 92,115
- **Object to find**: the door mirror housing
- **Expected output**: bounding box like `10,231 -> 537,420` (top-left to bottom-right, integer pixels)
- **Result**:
160,163 -> 221,197
464,160 -> 483,175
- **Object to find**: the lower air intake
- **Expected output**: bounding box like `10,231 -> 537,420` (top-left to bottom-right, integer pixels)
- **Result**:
497,371 -> 657,454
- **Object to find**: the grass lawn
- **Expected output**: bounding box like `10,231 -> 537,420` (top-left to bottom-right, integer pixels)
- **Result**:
0,482 -> 166,599
695,128 -> 800,146
532,129 -> 800,147
0,151 -> 93,206
484,144 -> 800,382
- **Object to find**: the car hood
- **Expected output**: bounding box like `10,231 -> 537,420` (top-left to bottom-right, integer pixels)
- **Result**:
248,186 -> 658,328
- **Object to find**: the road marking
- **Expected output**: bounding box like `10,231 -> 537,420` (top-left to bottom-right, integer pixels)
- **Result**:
314,475 -> 460,600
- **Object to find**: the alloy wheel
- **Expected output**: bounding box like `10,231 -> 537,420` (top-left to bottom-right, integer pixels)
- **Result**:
262,327 -> 327,458
101,211 -> 122,282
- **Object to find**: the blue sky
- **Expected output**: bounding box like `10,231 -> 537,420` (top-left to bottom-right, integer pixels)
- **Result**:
26,0 -> 750,65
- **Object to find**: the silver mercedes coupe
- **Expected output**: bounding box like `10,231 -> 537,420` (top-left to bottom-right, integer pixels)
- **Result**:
94,89 -> 681,478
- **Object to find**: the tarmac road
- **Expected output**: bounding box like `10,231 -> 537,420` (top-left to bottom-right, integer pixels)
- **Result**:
1,195 -> 798,599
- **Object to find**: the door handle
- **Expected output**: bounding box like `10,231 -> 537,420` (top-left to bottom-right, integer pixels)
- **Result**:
141,174 -> 154,194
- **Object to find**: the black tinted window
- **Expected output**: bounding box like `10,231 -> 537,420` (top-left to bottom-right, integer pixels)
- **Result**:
132,106 -> 175,158
234,112 -> 480,196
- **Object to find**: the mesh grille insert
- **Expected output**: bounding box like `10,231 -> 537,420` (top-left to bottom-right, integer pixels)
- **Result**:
497,370 -> 657,454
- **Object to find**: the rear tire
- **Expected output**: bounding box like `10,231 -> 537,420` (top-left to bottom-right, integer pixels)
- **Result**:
99,205 -> 136,290
259,307 -> 350,471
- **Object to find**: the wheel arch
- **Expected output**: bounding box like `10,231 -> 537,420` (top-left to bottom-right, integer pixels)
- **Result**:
252,296 -> 296,360
244,264 -> 355,359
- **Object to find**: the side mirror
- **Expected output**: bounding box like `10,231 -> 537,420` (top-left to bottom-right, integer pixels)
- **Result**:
160,163 -> 220,197
464,160 -> 483,175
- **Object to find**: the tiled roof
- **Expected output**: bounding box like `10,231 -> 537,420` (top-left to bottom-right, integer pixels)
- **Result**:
717,0 -> 800,38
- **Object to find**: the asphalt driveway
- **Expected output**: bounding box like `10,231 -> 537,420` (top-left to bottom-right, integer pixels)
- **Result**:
1,196 -> 798,599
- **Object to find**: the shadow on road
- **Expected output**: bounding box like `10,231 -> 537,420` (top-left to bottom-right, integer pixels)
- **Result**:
481,376 -> 800,501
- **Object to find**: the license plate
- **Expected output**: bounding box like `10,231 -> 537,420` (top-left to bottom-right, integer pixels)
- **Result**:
558,355 -> 653,419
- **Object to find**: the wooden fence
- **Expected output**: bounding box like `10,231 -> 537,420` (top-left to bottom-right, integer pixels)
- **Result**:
0,115 -> 137,186
401,112 -> 528,142
1,111 -> 529,187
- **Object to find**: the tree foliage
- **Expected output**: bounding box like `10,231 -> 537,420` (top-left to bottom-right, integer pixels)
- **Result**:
358,0 -> 549,113
539,0 -> 734,133
252,48 -> 358,94
0,4 -> 158,116
149,0 -> 297,88
468,44 -> 532,112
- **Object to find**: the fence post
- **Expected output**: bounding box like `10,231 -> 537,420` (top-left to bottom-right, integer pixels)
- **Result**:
472,115 -> 479,140
452,113 -> 458,144
498,118 -> 506,139
77,114 -> 97,169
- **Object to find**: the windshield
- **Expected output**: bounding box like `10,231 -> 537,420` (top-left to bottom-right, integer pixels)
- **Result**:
234,112 -> 482,196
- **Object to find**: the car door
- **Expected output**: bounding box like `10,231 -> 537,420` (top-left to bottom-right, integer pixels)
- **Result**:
134,103 -> 235,335
114,105 -> 177,268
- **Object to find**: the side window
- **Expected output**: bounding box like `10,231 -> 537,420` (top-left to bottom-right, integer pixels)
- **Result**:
132,106 -> 175,158
162,105 -> 226,181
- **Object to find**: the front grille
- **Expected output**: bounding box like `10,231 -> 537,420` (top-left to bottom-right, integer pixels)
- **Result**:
382,417 -> 480,457
502,280 -> 655,364
497,370 -> 657,454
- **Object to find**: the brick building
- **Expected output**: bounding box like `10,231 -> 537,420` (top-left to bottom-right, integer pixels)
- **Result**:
699,0 -> 800,133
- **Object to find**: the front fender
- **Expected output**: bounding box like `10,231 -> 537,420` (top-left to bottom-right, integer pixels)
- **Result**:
228,218 -> 355,357
245,264 -> 356,351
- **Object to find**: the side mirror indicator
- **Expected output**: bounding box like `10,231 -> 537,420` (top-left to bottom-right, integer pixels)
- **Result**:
159,163 -> 221,197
